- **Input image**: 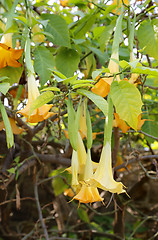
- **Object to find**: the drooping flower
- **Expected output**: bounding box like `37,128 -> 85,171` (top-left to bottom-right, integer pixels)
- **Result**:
87,142 -> 125,194
0,33 -> 23,69
73,149 -> 103,204
17,72 -> 54,123
0,118 -> 23,135
113,112 -> 130,133
66,132 -> 98,175
112,0 -> 129,14
60,0 -> 69,7
113,112 -> 146,132
91,52 -> 120,98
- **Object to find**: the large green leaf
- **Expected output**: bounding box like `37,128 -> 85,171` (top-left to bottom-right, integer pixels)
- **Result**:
34,46 -> 55,85
110,81 -> 142,130
50,168 -> 71,196
55,47 -> 80,77
42,14 -> 71,48
132,66 -> 158,76
99,20 -> 116,53
0,66 -> 23,85
73,12 -> 97,39
77,89 -> 108,117
142,120 -> 158,143
29,91 -> 54,116
137,20 -> 158,60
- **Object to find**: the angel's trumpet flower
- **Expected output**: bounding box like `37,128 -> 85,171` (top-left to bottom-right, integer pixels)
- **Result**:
17,72 -> 54,123
0,33 -> 23,69
87,142 -> 125,194
73,149 -> 103,204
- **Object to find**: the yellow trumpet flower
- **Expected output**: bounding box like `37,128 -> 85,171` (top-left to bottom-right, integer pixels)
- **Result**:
17,72 -> 54,123
92,52 -> 120,98
0,33 -> 23,69
73,149 -> 103,204
87,142 -> 125,194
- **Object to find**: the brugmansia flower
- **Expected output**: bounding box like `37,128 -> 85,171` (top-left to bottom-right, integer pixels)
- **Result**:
17,72 -> 54,123
87,142 -> 125,194
60,0 -> 69,7
66,132 -> 98,175
73,149 -> 103,204
113,112 -> 146,132
0,33 -> 23,69
112,0 -> 129,14
0,118 -> 23,134
113,112 -> 130,133
92,52 -> 120,98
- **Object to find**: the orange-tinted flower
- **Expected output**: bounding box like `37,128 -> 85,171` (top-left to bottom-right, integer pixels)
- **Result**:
73,149 -> 103,204
17,72 -> 54,123
92,52 -> 120,98
0,118 -> 23,134
112,0 -> 129,14
0,43 -> 23,69
91,78 -> 110,98
0,32 -> 23,69
60,0 -> 69,7
137,113 -> 146,130
113,112 -> 130,133
73,184 -> 103,204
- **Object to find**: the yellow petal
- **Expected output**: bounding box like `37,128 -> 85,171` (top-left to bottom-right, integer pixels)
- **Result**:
73,184 -> 103,204
88,142 -> 125,194
17,72 -> 53,123
0,43 -> 23,69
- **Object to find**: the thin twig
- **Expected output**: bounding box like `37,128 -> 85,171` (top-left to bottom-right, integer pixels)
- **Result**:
34,173 -> 49,240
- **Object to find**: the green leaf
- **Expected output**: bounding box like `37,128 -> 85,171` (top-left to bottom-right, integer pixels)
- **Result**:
55,47 -> 80,77
110,81 -> 142,130
29,91 -> 54,116
0,66 -> 23,85
77,208 -> 90,223
40,87 -> 60,92
142,120 -> 158,143
137,20 -> 158,60
77,89 -> 108,117
42,14 -> 71,47
99,20 -> 116,53
50,168 -> 71,196
0,101 -> 14,148
72,83 -> 94,90
73,13 -> 97,39
63,75 -> 78,85
34,46 -> 55,85
132,66 -> 158,76
0,82 -> 10,95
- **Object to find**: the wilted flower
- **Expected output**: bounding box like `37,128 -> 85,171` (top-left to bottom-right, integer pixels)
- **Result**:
17,72 -> 54,123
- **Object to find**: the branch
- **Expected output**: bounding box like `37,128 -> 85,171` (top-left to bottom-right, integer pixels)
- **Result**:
34,173 -> 49,240
2,153 -> 70,187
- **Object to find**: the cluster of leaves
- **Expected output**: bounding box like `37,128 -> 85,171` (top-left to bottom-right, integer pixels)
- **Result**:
0,0 -> 157,239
